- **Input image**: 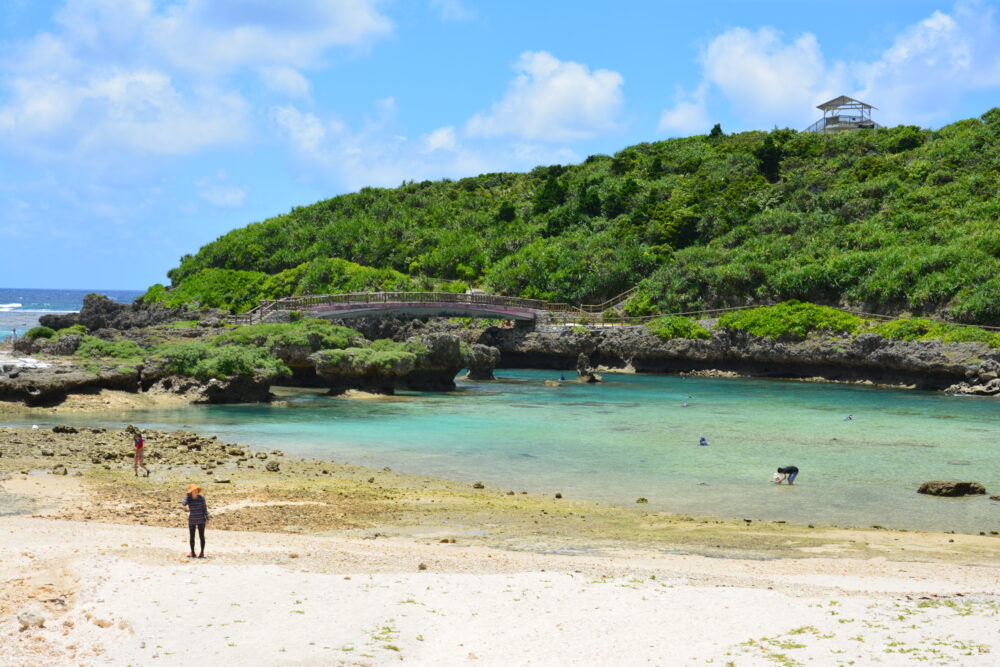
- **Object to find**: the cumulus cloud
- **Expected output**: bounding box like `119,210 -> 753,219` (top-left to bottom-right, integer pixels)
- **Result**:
0,69 -> 250,158
273,105 -> 328,153
0,0 -> 391,159
422,126 -> 459,153
196,171 -> 247,207
658,83 -> 712,135
855,3 -> 1000,125
466,51 -> 624,142
53,0 -> 392,75
660,0 -> 1000,132
274,100 -> 579,191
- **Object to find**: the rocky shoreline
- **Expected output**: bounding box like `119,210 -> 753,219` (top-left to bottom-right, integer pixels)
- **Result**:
2,293 -> 1000,408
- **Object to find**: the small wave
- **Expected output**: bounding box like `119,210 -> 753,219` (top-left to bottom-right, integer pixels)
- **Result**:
0,303 -> 22,311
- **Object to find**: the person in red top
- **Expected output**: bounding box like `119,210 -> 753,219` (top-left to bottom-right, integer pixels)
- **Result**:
133,432 -> 149,477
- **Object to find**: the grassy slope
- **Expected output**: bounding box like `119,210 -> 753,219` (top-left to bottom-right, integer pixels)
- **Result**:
158,109 -> 1000,323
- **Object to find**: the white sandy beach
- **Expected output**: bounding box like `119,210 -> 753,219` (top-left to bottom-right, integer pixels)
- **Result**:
3,515 -> 999,666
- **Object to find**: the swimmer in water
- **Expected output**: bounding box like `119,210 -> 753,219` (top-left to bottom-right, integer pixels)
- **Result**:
699,436 -> 708,446
844,415 -> 854,421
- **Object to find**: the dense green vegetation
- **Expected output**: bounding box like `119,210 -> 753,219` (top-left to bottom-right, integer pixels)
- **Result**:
25,326 -> 55,341
866,317 -> 1000,347
645,315 -> 711,341
141,258 -> 467,313
149,342 -> 289,380
75,337 -> 146,362
153,109 -> 1000,323
718,301 -> 864,341
211,319 -> 365,351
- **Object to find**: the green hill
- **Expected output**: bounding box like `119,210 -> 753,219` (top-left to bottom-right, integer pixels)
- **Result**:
149,108 -> 1000,324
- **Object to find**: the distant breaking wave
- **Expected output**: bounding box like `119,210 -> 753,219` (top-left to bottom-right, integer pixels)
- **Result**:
0,303 -> 22,311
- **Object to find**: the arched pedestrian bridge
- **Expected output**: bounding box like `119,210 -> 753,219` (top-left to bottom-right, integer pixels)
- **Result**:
238,291 -> 588,324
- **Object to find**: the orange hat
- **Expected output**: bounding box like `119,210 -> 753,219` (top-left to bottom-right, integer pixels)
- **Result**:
187,484 -> 201,496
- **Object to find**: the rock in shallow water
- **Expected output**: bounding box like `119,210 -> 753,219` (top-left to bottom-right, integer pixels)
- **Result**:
917,480 -> 987,497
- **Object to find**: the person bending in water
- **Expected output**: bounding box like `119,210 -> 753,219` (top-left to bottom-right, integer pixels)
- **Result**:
699,436 -> 709,446
133,431 -> 149,477
774,466 -> 799,485
182,484 -> 208,558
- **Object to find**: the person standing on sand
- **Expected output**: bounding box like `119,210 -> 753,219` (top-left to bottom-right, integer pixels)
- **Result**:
774,466 -> 799,485
182,484 -> 208,558
133,431 -> 149,477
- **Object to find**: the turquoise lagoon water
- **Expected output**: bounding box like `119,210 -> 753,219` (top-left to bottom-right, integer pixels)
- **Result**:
4,370 -> 999,533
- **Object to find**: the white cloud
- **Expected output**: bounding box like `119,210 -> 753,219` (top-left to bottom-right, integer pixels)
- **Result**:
855,3 -> 1000,125
259,66 -> 311,98
661,1 -> 1000,132
466,51 -> 624,142
430,0 -> 474,21
52,0 -> 392,76
0,0 -> 391,159
700,28 -> 847,127
422,126 -> 458,153
0,69 -> 250,158
273,101 -> 580,191
658,83 -> 712,135
274,105 -> 328,153
196,171 -> 247,207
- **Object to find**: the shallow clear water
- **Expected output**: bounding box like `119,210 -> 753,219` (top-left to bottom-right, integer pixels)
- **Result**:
5,370 -> 999,533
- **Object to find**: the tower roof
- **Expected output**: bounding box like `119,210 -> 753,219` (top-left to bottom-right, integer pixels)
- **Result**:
816,95 -> 877,111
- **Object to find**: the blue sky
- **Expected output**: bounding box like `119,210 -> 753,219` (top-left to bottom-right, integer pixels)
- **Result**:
2,0 -> 999,290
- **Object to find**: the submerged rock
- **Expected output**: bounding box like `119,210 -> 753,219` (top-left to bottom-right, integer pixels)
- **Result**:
917,481 -> 987,497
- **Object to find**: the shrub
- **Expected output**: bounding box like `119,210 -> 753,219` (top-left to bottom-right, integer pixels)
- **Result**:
55,324 -> 87,338
866,318 -> 1000,347
313,347 -> 417,375
25,326 -> 56,341
75,337 -> 145,361
368,338 -> 427,355
149,269 -> 268,313
719,301 -> 863,341
151,342 -> 288,379
212,319 -> 364,351
192,345 -> 288,380
437,280 -> 470,294
150,342 -> 211,375
646,316 -> 711,341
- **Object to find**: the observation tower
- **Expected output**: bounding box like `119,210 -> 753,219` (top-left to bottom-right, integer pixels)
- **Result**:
806,96 -> 880,133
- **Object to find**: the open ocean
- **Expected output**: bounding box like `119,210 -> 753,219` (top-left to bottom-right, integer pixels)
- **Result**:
0,287 -> 145,341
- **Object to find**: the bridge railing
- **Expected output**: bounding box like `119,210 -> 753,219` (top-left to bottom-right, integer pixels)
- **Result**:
252,291 -> 584,314
232,291 -> 1000,332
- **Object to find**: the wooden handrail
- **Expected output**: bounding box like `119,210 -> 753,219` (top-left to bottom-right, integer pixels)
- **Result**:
231,289 -> 1000,332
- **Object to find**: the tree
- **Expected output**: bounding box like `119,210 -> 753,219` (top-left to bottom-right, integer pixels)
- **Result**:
708,123 -> 724,139
495,201 -> 517,222
755,135 -> 783,183
532,175 -> 566,215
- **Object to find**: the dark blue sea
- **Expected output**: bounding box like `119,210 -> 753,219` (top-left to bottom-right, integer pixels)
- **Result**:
0,287 -> 145,341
